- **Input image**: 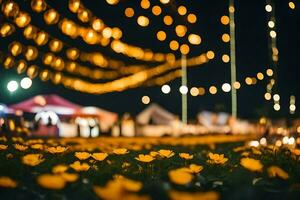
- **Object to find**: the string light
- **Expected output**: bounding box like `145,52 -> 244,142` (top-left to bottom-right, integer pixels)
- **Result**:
179,86 -> 188,95
222,33 -> 230,43
106,0 -> 119,5
141,0 -> 151,9
163,15 -> 173,26
209,86 -> 217,95
0,23 -> 15,37
188,34 -> 201,45
288,2 -> 295,10
141,96 -> 150,104
157,31 -> 166,41
124,7 -> 134,18
160,0 -> 170,4
190,87 -> 199,96
178,6 -> 187,16
31,0 -> 46,13
220,15 -> 230,25
152,5 -> 162,16
222,54 -> 230,63
175,25 -> 187,37
7,80 -> 19,92
222,83 -> 231,92
20,77 -> 32,89
187,14 -> 197,24
161,84 -> 171,94
169,40 -> 179,51
180,44 -> 190,55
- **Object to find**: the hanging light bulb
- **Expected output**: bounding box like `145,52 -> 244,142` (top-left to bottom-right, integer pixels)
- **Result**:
77,8 -> 91,22
23,25 -> 37,39
2,1 -> 19,18
92,18 -> 104,32
3,56 -> 14,69
16,60 -> 28,74
24,46 -> 38,61
61,19 -> 78,37
31,0 -> 46,13
44,9 -> 60,24
0,23 -> 15,37
49,39 -> 63,52
43,53 -> 55,65
83,29 -> 99,44
9,41 -> 22,56
27,65 -> 39,78
69,0 -> 81,13
15,12 -> 31,28
40,70 -> 50,81
34,31 -> 49,46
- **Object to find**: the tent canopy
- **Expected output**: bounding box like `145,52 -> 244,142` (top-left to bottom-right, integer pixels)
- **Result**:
9,94 -> 81,115
136,103 -> 176,125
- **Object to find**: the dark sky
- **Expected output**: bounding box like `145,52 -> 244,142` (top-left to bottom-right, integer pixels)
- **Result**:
0,0 -> 299,119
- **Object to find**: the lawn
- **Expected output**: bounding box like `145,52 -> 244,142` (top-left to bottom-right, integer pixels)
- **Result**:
0,135 -> 300,200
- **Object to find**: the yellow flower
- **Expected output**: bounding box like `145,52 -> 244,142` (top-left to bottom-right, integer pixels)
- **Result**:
291,149 -> 300,156
14,144 -> 28,151
70,161 -> 90,172
267,166 -> 289,180
241,152 -> 250,157
233,146 -> 248,152
150,151 -> 159,157
122,162 -> 131,168
0,176 -> 17,188
240,158 -> 263,172
158,149 -> 175,158
47,146 -> 68,154
92,153 -> 108,161
93,176 -> 142,199
37,174 -> 66,190
0,136 -> 7,142
31,144 -> 44,150
22,154 -> 44,166
60,173 -> 79,182
75,152 -> 91,160
168,169 -> 193,185
252,148 -> 262,155
188,164 -> 203,174
12,137 -> 24,143
207,153 -> 228,165
52,165 -> 68,174
135,154 -> 155,163
0,144 -> 8,151
169,190 -> 220,200
6,153 -> 13,159
120,177 -> 143,192
113,148 -> 129,155
179,153 -> 193,160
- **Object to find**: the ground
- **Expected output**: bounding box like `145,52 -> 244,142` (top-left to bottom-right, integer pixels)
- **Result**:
0,135 -> 300,200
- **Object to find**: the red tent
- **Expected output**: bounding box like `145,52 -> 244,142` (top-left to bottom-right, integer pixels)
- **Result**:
9,94 -> 82,115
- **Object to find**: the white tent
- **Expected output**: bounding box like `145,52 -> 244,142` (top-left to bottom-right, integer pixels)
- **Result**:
197,111 -> 230,127
75,106 -> 118,132
136,103 -> 176,125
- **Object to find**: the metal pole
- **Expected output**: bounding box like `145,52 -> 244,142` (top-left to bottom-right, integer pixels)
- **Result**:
229,0 -> 237,118
181,54 -> 187,124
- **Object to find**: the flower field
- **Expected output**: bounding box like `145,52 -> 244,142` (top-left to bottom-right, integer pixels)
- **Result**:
0,135 -> 300,200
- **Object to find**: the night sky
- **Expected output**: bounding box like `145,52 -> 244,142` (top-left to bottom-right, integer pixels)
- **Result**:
0,0 -> 299,119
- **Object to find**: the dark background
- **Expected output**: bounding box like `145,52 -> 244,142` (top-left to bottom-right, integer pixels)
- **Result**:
0,0 -> 299,119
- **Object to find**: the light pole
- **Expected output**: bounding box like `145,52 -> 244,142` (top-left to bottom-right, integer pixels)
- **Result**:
181,54 -> 187,124
229,0 -> 237,118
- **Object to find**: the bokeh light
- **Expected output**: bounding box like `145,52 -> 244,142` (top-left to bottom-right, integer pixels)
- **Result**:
7,80 -> 19,92
20,77 -> 32,89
